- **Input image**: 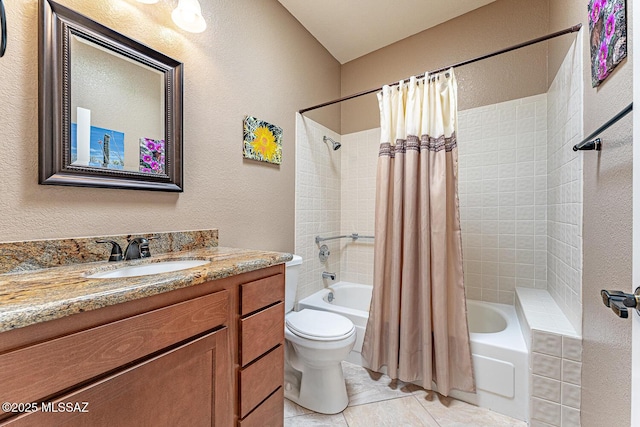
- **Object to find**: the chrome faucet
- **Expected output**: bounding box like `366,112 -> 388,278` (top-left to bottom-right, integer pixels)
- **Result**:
322,271 -> 336,281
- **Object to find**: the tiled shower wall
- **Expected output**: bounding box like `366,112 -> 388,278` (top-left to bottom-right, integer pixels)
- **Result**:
294,113 -> 342,301
339,129 -> 379,286
546,36 -> 584,335
458,94 -> 549,305
297,39 -> 583,333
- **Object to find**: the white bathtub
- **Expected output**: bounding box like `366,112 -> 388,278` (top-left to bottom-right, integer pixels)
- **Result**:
297,282 -> 529,422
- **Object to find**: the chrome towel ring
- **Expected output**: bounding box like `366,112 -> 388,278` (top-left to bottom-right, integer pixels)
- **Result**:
0,0 -> 6,57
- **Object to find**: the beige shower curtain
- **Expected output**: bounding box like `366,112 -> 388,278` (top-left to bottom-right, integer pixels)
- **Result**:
361,70 -> 475,396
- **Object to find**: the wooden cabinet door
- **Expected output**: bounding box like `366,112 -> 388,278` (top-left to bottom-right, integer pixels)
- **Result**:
0,290 -> 229,413
3,328 -> 231,427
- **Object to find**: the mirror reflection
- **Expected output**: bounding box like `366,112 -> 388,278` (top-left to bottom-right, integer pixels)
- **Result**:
69,34 -> 166,175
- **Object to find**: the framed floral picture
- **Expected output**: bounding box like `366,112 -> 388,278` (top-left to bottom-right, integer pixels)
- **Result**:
588,0 -> 627,87
243,116 -> 282,165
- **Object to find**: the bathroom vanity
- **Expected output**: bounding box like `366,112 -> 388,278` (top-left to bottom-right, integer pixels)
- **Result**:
0,241 -> 289,427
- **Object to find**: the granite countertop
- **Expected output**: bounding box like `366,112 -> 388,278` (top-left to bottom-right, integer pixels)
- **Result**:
0,247 -> 292,333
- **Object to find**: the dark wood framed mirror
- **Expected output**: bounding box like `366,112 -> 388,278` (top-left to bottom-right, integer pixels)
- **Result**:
39,0 -> 184,192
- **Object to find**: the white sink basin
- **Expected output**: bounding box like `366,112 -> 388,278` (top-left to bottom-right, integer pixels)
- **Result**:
87,260 -> 210,279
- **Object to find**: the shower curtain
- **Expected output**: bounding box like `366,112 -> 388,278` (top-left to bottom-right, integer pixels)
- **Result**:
361,69 -> 475,396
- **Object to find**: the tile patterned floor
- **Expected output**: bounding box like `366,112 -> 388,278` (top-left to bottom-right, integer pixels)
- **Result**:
284,362 -> 527,427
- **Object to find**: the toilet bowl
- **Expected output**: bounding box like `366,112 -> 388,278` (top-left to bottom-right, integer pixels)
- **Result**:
284,255 -> 356,414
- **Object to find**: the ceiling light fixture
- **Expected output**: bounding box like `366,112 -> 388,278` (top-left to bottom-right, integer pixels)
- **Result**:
136,0 -> 207,33
171,0 -> 207,33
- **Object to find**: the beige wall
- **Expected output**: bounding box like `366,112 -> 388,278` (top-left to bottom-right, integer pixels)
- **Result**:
550,0 -> 632,426
0,0 -> 340,252
340,0 -> 549,134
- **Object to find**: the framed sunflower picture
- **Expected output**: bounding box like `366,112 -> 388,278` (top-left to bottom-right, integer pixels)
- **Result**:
588,0 -> 627,87
243,116 -> 283,165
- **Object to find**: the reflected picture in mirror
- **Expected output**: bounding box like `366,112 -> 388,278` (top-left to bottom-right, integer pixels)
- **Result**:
39,0 -> 184,191
139,138 -> 165,174
70,123 -> 125,170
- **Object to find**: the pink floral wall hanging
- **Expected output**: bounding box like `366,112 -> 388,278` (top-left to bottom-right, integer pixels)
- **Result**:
588,0 -> 627,87
139,138 -> 165,174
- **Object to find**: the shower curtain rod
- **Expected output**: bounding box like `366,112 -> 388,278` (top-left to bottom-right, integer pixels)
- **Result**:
299,23 -> 582,114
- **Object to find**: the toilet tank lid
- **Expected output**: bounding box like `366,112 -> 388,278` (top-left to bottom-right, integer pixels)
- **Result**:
285,254 -> 303,267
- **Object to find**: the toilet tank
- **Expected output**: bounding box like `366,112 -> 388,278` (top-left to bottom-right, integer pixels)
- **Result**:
285,255 -> 303,313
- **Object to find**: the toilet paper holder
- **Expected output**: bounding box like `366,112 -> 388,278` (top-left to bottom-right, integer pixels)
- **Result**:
600,287 -> 640,318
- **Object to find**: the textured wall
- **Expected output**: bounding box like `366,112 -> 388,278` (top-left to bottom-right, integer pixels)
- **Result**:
339,0 -> 549,134
0,0 -> 340,251
549,0 -> 633,425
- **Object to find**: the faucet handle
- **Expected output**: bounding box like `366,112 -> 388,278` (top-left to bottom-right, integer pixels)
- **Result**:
128,236 -> 155,258
139,237 -> 151,258
96,240 -> 123,262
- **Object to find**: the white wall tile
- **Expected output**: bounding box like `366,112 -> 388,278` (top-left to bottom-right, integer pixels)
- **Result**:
532,353 -> 562,380
339,128 -> 378,286
546,36 -> 583,335
562,336 -> 582,362
295,115 -> 342,300
532,331 -> 563,357
532,374 -> 561,403
561,383 -> 581,409
561,405 -> 581,427
531,397 -> 561,426
459,95 -> 548,303
562,360 -> 582,386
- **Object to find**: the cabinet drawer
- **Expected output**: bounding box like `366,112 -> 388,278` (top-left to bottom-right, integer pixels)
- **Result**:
0,290 -> 229,412
240,274 -> 284,316
239,345 -> 284,418
238,387 -> 284,427
240,302 -> 284,366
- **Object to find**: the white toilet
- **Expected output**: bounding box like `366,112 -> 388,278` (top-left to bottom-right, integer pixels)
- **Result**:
284,255 -> 356,414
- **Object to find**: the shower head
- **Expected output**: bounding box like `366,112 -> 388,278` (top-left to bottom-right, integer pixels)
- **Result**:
323,136 -> 341,151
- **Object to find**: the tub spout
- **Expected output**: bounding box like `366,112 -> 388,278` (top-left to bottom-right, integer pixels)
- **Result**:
322,271 -> 336,281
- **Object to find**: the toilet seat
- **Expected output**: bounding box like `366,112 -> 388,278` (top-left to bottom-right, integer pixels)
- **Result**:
286,309 -> 355,341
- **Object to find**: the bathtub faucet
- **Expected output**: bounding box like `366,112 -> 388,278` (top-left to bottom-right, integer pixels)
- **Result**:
322,271 -> 336,281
